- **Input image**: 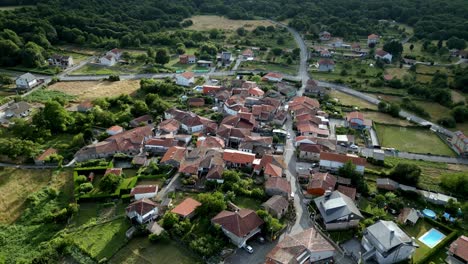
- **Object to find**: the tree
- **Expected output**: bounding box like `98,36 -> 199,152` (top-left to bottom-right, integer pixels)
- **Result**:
40,101 -> 74,133
409,44 -> 414,51
383,40 -> 403,58
445,199 -> 461,215
160,212 -> 179,229
155,48 -> 170,65
437,39 -> 443,49
446,37 -> 466,50
0,39 -> 20,66
131,100 -> 149,116
389,163 -> 421,185
256,210 -> 284,239
440,172 -> 468,196
99,173 -> 121,193
451,106 -> 468,122
388,103 -> 401,117
236,27 -> 247,36
437,117 -> 456,128
79,182 -> 93,193
20,42 -> 46,68
196,192 -> 227,217
147,47 -> 155,58
338,161 -> 368,194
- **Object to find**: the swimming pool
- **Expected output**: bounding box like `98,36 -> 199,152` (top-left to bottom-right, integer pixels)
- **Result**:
422,209 -> 436,219
419,228 -> 446,248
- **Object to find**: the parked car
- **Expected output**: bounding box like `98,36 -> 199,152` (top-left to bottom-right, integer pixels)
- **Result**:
257,236 -> 265,243
244,245 -> 254,254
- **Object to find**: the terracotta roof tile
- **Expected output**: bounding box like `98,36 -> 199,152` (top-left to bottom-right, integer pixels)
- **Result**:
171,198 -> 201,217
130,185 -> 158,196
320,152 -> 366,166
212,209 -> 264,237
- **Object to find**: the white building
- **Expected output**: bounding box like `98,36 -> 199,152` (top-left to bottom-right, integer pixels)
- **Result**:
362,220 -> 418,264
16,73 -> 38,90
126,198 -> 158,224
375,49 -> 393,62
319,152 -> 366,174
99,55 -> 117,66
130,185 -> 158,200
314,190 -> 363,230
175,72 -> 195,86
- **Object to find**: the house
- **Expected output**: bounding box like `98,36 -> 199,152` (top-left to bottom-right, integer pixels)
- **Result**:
188,98 -> 205,107
171,197 -> 201,219
346,111 -> 371,129
160,146 -> 186,167
220,51 -> 232,65
106,125 -> 124,136
242,49 -> 254,60
262,195 -> 289,219
48,54 -> 74,68
206,165 -> 225,183
318,59 -> 335,72
105,168 -> 123,177
5,101 -> 31,119
265,177 -> 291,198
197,60 -> 213,67
367,34 -> 380,45
99,54 -> 117,66
304,80 -> 328,98
459,50 -> 468,59
375,49 -> 393,62
176,72 -> 195,86
165,109 -> 216,134
262,72 -> 283,82
144,138 -> 178,154
451,131 -> 468,157
361,220 -> 418,264
202,85 -> 221,95
254,154 -> 284,178
248,87 -> 265,98
157,119 -> 180,135
320,49 -> 332,57
223,149 -> 256,167
319,152 -> 366,174
106,48 -> 122,60
278,85 -> 296,98
211,209 -> 264,248
307,172 -> 337,196
179,54 -> 196,64
266,227 -> 335,264
74,126 -> 154,162
296,122 -> 329,137
351,43 -> 361,52
126,198 -> 158,224
288,96 -> 321,116
397,208 -> 419,225
16,73 -> 38,90
197,136 -> 225,149
376,178 -> 399,191
77,101 -> 93,113
132,153 -> 149,167
319,31 -> 332,41
34,148 -> 58,165
130,185 -> 158,200
329,38 -> 343,48
299,143 -> 322,161
336,185 -> 356,200
447,235 -> 468,264
129,114 -> 153,128
314,190 -> 363,230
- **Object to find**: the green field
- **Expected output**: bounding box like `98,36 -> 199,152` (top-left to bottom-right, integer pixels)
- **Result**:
239,60 -> 298,75
71,63 -> 146,75
375,124 -> 455,156
110,236 -> 201,264
330,90 -> 378,110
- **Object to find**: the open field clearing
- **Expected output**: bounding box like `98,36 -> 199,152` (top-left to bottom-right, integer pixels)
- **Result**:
110,237 -> 200,264
48,80 -> 140,100
451,90 -> 466,103
330,90 -> 377,110
362,111 -> 412,126
375,124 -> 455,156
385,67 -> 410,79
0,168 -> 73,224
186,15 -> 274,31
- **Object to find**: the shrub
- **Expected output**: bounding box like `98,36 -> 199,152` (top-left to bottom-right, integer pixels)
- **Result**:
76,175 -> 88,183
99,173 -> 121,193
148,231 -> 169,243
107,75 -> 120,82
79,182 -> 93,193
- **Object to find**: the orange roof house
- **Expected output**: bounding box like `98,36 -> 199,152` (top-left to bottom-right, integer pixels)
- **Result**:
307,172 -> 337,196
171,197 -> 201,219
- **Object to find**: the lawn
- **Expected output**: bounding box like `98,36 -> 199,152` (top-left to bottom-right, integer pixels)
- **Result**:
47,80 -> 141,100
330,90 -> 378,110
69,217 -> 130,261
110,236 -> 201,264
374,123 -> 455,157
24,88 -> 77,103
186,15 -> 274,31
400,219 -> 447,263
362,111 -> 412,126
70,63 -> 146,75
385,67 -> 410,79
7,65 -> 58,75
234,196 -> 263,210
238,60 -> 298,75
413,100 -> 452,121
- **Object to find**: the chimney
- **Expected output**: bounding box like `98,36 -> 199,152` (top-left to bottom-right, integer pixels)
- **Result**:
324,190 -> 332,199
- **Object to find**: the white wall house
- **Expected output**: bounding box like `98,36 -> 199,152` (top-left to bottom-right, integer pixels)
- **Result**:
319,152 -> 366,174
99,55 -> 117,66
130,185 -> 158,200
176,72 -> 195,86
126,199 -> 158,224
16,73 -> 38,89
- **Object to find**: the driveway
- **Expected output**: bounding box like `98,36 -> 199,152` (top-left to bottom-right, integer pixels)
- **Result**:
224,240 -> 278,264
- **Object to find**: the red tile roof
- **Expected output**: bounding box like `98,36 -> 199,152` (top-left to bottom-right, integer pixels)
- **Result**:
376,49 -> 389,57
197,136 -> 225,148
36,148 -> 58,161
126,198 -> 156,216
212,209 -> 264,237
263,72 -> 283,79
171,198 -> 201,218
264,163 -> 283,177
223,149 -> 255,164
180,71 -> 195,79
318,59 -> 335,65
449,236 -> 468,262
158,119 -> 180,133
107,125 -> 123,133
248,87 -> 265,97
299,143 -> 322,153
160,146 -> 186,164
320,152 -> 366,166
368,34 -> 379,39
202,85 -> 221,94
346,111 -> 364,121
265,177 -> 291,194
105,168 -> 123,176
308,172 -> 336,192
130,185 -> 158,196
337,185 -> 357,200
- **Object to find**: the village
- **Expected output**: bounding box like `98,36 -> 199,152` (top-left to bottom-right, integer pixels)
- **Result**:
0,13 -> 467,264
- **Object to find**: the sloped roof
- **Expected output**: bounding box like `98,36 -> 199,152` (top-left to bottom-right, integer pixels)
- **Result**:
265,177 -> 291,195
171,198 -> 201,217
314,190 -> 363,223
180,71 -> 195,79
160,146 -> 186,164
320,152 -> 366,166
212,209 -> 264,237
126,198 -> 157,216
449,236 -> 468,262
36,148 -> 58,161
308,172 -> 336,192
223,149 -> 255,164
262,195 -> 289,215
18,72 -> 36,82
336,185 -> 357,200
365,220 -> 413,252
130,185 -> 158,196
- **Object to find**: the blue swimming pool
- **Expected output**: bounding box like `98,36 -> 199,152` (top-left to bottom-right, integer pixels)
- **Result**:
422,209 -> 436,219
419,228 -> 446,248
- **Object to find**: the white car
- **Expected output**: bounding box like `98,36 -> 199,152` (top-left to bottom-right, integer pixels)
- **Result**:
244,245 -> 254,254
